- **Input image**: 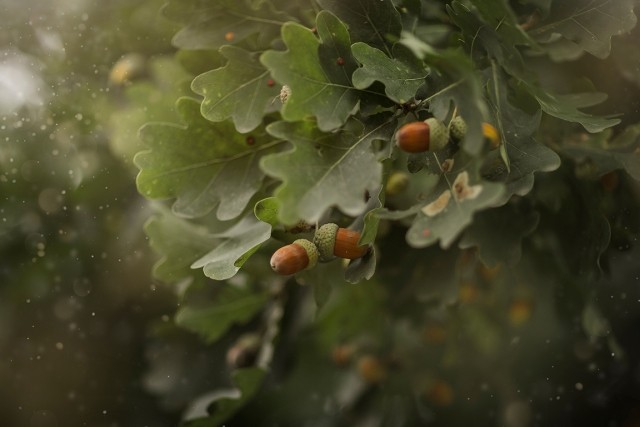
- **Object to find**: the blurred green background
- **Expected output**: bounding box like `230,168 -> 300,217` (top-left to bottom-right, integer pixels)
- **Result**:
0,1 -> 189,425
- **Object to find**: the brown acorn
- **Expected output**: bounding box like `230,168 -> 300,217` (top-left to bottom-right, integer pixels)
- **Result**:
270,239 -> 318,275
396,118 -> 449,153
314,223 -> 368,261
396,121 -> 429,153
356,355 -> 387,384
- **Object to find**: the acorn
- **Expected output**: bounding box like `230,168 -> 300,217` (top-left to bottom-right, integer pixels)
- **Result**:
356,355 -> 387,384
314,223 -> 368,261
385,171 -> 410,196
482,122 -> 501,149
449,116 -> 467,141
226,333 -> 261,369
270,239 -> 318,275
396,118 -> 449,153
331,344 -> 356,367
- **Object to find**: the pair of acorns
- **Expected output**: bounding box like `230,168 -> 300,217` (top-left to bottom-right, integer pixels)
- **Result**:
395,116 -> 500,153
270,223 -> 368,275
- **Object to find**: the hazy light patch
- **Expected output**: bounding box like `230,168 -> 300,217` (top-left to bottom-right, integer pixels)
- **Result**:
0,50 -> 48,114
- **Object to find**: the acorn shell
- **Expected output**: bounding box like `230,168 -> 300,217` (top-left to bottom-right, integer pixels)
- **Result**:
334,228 -> 368,259
396,121 -> 430,153
270,243 -> 309,275
270,239 -> 318,275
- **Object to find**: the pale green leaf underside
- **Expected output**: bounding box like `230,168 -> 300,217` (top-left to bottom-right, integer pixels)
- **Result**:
144,208 -> 216,283
184,368 -> 266,427
192,45 -> 280,133
191,217 -> 272,280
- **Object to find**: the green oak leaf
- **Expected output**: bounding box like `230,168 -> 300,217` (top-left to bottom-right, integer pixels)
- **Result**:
318,0 -> 402,56
351,42 -> 429,104
483,65 -> 561,201
164,0 -> 291,50
261,12 -> 360,131
400,33 -> 489,155
144,207 -> 216,284
254,197 -> 280,226
344,246 -> 377,283
562,123 -> 640,180
447,1 -> 532,78
191,46 -> 280,133
459,202 -> 540,266
135,97 -> 286,220
191,216 -> 272,280
261,116 -> 397,225
357,183 -> 385,246
109,56 -> 192,170
184,368 -> 266,427
406,157 -> 505,249
175,284 -> 269,343
529,0 -> 637,60
525,82 -> 621,133
518,0 -> 552,15
471,0 -> 535,46
612,36 -> 640,89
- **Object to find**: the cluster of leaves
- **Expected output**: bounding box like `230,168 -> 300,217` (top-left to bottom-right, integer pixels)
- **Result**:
129,0 -> 640,425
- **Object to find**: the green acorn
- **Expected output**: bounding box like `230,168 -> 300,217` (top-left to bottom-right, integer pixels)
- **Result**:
386,171 -> 410,196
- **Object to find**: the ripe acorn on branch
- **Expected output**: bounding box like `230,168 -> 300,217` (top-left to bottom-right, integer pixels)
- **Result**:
270,238 -> 318,275
314,223 -> 369,261
395,117 -> 449,153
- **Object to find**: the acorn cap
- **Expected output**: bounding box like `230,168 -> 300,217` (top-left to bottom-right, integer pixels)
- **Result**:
314,223 -> 339,262
449,116 -> 467,141
425,118 -> 449,151
292,239 -> 318,269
